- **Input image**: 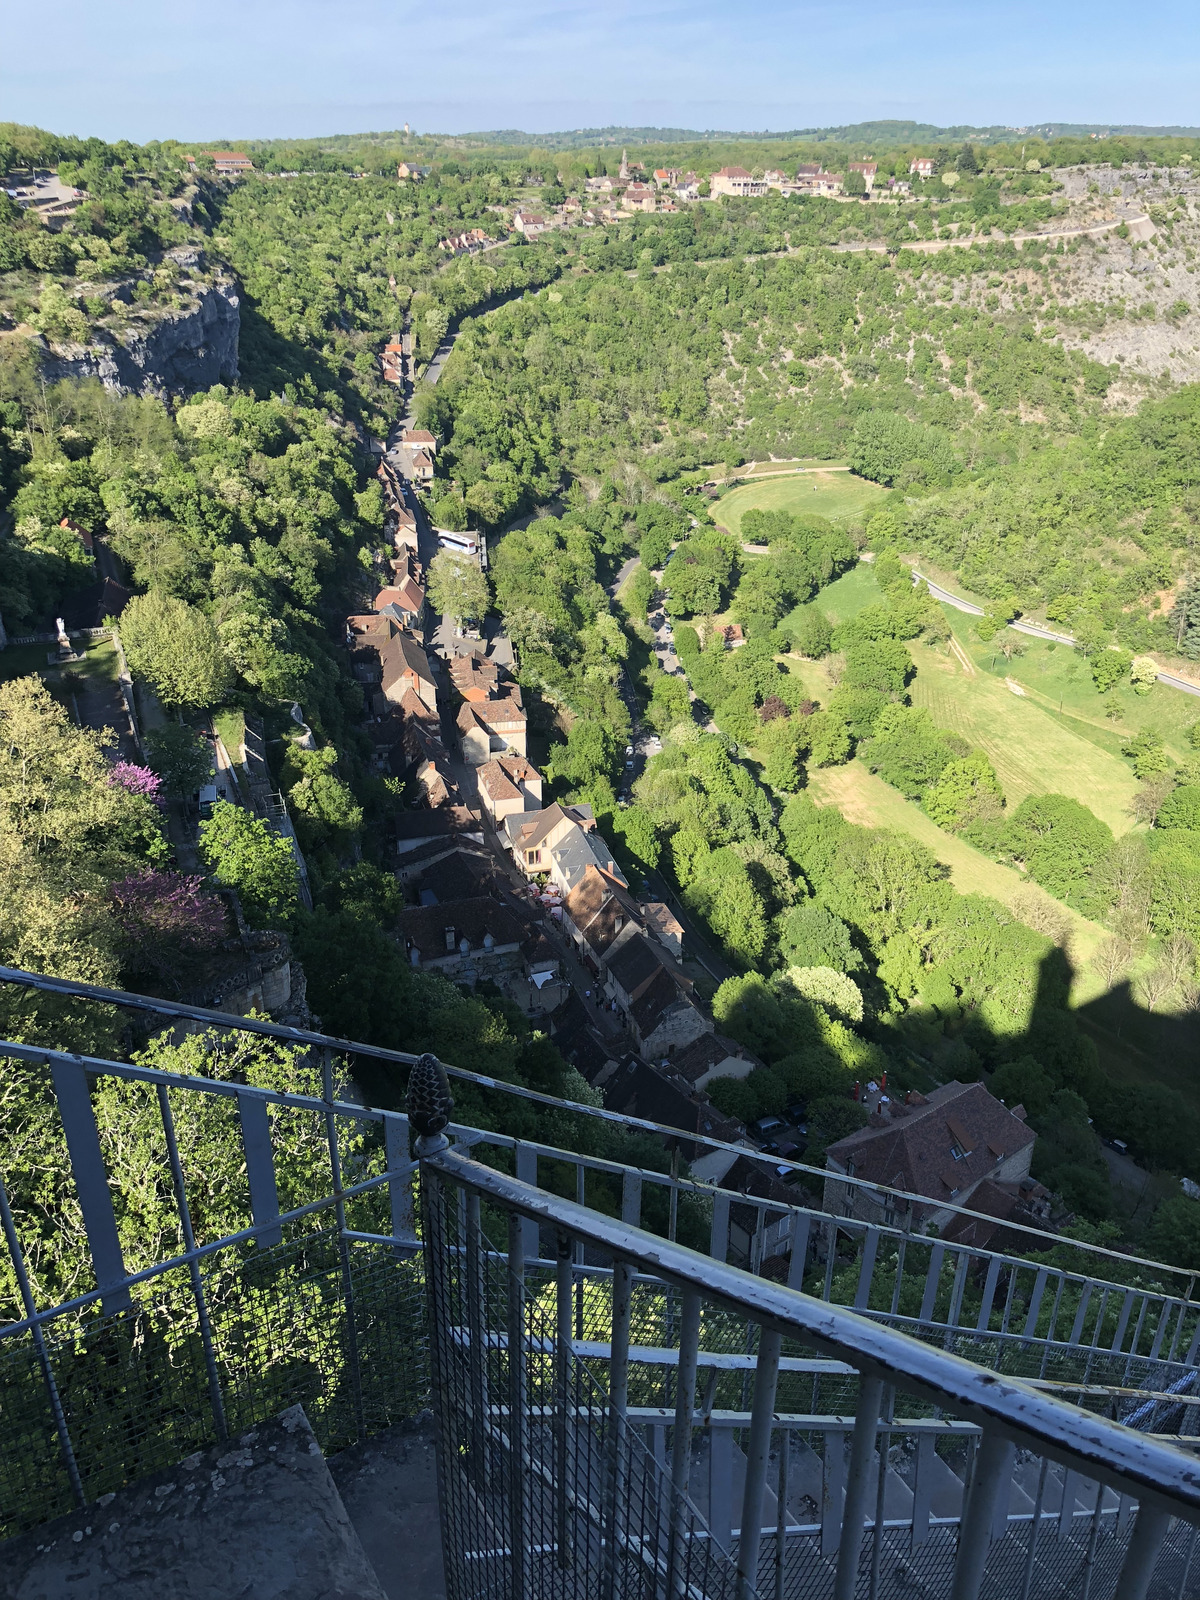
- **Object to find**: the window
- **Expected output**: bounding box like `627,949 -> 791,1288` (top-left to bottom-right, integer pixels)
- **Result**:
950,1142 -> 970,1161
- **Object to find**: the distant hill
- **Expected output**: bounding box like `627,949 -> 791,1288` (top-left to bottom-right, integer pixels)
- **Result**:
316,120 -> 1200,153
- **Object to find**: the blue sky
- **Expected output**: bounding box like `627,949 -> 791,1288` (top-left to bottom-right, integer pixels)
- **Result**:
6,0 -> 1200,143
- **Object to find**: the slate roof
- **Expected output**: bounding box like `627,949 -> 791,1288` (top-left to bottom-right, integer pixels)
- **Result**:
411,847 -> 494,905
400,896 -> 526,959
824,1082 -> 1035,1202
607,934 -> 665,999
630,966 -> 689,1037
671,1032 -> 757,1085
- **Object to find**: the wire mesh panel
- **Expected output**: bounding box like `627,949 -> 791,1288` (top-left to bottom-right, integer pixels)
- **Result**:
421,1167 -> 750,1600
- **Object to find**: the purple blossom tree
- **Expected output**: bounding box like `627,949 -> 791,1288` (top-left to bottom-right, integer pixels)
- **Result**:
109,869 -> 227,982
108,762 -> 165,805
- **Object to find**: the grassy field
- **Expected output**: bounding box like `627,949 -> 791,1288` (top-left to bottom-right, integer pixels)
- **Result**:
713,470 -> 888,538
808,760 -> 1108,990
945,611 -> 1200,765
908,638 -> 1140,836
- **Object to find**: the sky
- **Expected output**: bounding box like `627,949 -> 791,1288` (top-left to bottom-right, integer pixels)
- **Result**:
6,0 -> 1200,144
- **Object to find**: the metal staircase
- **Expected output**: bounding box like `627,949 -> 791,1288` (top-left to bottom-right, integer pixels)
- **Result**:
1,966 -> 1199,1598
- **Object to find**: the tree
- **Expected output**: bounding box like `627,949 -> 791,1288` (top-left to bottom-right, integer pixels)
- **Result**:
775,900 -> 862,972
1171,576 -> 1200,660
1091,649 -> 1133,693
283,746 -> 363,852
1006,794 -> 1114,902
923,750 -> 1004,831
1091,935 -> 1134,990
120,592 -> 232,710
783,965 -> 864,1022
1148,1197 -> 1200,1270
426,550 -> 491,624
844,170 -> 867,197
1130,656 -> 1159,694
784,605 -> 832,659
1136,965 -> 1175,1013
1157,785 -> 1200,831
841,637 -> 912,697
848,412 -> 958,489
145,723 -> 214,797
1122,728 -> 1170,778
108,868 -> 226,983
198,801 -> 299,926
1161,930 -> 1197,997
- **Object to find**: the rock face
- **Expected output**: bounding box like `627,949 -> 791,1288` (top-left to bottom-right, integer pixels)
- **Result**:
40,278 -> 240,397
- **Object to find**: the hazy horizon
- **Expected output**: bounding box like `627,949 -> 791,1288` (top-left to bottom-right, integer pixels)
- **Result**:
4,0 -> 1200,147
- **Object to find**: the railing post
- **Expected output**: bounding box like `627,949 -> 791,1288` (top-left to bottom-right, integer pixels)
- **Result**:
833,1373 -> 884,1600
737,1326 -> 783,1600
50,1059 -> 131,1316
1114,1500 -> 1170,1600
602,1258 -> 632,1600
555,1229 -> 574,1570
157,1084 -> 227,1441
949,1429 -> 1015,1600
0,1173 -> 85,1509
667,1288 -> 702,1596
506,1211 -> 526,1600
323,1047 -> 365,1442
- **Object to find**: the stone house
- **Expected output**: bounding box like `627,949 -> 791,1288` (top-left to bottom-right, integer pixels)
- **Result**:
910,158 -> 936,178
476,755 -> 542,826
709,167 -> 767,198
822,1081 -> 1037,1233
604,934 -> 710,1061
457,693 -> 527,764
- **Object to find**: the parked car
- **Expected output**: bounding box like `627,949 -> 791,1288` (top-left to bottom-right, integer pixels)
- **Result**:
762,1138 -> 801,1161
625,744 -> 634,756
195,783 -> 218,819
747,1115 -> 785,1144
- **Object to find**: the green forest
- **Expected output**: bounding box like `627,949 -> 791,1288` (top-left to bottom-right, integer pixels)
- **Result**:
5,117 -> 1200,1279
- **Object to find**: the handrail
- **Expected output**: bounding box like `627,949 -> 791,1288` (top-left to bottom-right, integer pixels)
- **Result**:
1,963 -> 1196,1292
425,1144 -> 1200,1521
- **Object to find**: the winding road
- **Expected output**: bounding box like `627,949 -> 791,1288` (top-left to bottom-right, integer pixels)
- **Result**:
911,569 -> 1200,699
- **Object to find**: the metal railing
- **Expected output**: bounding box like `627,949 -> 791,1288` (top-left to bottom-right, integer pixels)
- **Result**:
419,1140 -> 1200,1600
3,963 -> 1200,1595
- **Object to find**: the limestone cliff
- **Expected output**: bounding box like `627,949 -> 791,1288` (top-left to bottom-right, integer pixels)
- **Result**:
39,269 -> 240,398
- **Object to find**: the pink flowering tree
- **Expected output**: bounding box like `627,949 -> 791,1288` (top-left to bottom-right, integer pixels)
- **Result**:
108,762 -> 164,806
108,869 -> 227,984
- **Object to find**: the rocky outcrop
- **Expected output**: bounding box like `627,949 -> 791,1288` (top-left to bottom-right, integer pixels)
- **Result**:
39,276 -> 240,397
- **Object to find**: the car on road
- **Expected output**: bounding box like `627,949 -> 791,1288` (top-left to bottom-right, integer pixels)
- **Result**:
625,744 -> 634,756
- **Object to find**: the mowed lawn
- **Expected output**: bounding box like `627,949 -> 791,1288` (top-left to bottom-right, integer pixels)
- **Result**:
808,761 -> 1108,990
946,612 -> 1200,765
908,641 -> 1139,836
713,470 -> 888,538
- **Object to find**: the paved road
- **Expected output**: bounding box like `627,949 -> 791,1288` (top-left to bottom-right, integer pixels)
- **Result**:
912,568 -> 1200,697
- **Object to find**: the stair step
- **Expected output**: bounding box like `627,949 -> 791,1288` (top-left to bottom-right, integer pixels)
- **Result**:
0,1407 -> 387,1600
329,1416 -> 446,1600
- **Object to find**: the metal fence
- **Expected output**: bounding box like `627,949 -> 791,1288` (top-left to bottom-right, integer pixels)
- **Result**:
419,1141 -> 1200,1600
5,965 -> 1200,1593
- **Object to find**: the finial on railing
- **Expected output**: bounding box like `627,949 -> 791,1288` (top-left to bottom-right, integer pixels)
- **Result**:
408,1052 -> 453,1155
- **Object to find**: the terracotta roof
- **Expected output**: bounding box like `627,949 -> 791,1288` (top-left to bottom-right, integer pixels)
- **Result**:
378,629 -> 434,695
402,429 -> 437,446
564,864 -> 641,954
643,902 -> 684,942
825,1082 -> 1035,1204
458,694 -> 525,734
714,166 -> 752,178
476,762 -> 522,803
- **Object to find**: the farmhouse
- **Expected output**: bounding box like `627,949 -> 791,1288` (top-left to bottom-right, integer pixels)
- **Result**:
910,158 -> 936,178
